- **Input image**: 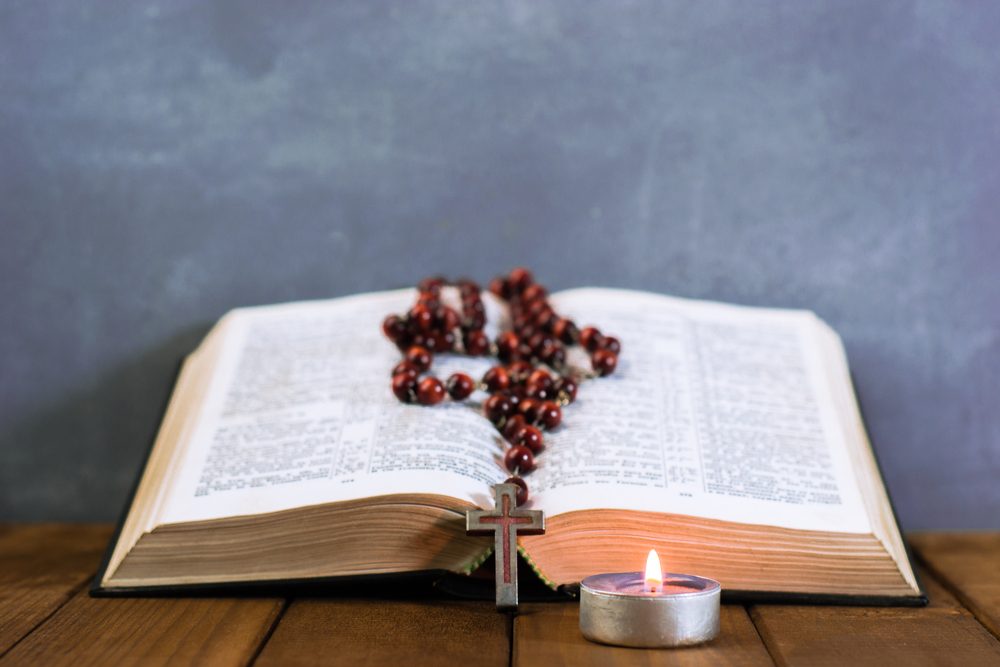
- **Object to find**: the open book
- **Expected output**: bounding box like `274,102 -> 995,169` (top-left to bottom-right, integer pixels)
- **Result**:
94,288 -> 924,604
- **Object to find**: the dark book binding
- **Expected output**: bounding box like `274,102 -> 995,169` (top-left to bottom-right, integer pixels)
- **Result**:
91,361 -> 927,606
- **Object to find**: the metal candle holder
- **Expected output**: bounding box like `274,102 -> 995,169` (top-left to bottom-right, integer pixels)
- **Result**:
579,572 -> 721,648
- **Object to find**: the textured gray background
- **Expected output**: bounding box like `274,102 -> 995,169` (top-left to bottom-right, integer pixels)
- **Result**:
1,1 -> 997,527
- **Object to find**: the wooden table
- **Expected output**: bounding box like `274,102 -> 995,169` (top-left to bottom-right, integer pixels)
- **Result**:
1,526 -> 998,666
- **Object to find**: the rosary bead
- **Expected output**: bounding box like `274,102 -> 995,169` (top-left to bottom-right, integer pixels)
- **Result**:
502,414 -> 527,441
579,326 -> 604,352
552,318 -> 579,344
508,267 -> 534,293
555,376 -> 578,403
592,348 -> 618,376
521,284 -> 547,304
518,398 -> 540,424
601,336 -> 621,354
437,306 -> 461,332
382,315 -> 407,342
405,345 -> 433,372
533,308 -> 556,330
392,360 -> 419,379
504,476 -> 529,505
417,377 -> 446,405
514,425 -> 544,454
496,332 -> 521,361
527,369 -> 553,390
482,366 -> 511,392
409,304 -> 435,332
504,445 -> 535,473
391,373 -> 417,403
417,275 -> 447,293
484,394 -> 513,424
415,292 -> 440,308
538,401 -> 562,430
463,329 -> 490,356
541,343 -> 566,369
489,276 -> 512,299
434,330 -> 456,353
507,361 -> 533,383
446,373 -> 475,400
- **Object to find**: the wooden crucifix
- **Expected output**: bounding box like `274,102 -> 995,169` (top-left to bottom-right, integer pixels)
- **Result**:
466,483 -> 545,610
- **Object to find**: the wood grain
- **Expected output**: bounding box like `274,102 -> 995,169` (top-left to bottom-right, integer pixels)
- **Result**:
514,602 -> 773,666
0,524 -> 111,655
254,598 -> 508,667
0,590 -> 283,667
749,567 -> 1000,667
910,532 -> 1000,640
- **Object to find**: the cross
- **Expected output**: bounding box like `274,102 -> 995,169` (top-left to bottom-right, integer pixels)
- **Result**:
466,483 -> 545,609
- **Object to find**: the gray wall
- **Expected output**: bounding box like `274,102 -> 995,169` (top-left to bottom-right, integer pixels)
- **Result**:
1,1 -> 997,528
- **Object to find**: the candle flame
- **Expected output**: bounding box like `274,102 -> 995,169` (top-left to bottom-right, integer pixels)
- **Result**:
644,549 -> 663,593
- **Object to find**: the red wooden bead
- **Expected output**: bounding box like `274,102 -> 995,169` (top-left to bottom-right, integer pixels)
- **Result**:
552,318 -> 579,344
519,398 -> 540,424
483,394 -> 513,424
464,310 -> 486,330
526,383 -> 552,401
437,306 -> 461,332
538,401 -> 562,430
405,345 -> 433,372
489,276 -> 512,299
521,284 -> 547,304
417,275 -> 447,293
527,369 -> 553,391
392,360 -> 419,378
506,361 -> 533,383
592,348 -> 618,376
502,414 -> 527,441
579,326 -> 604,352
541,343 -> 566,369
416,377 -> 446,405
382,315 -> 407,342
434,330 -> 456,353
504,445 -> 535,473
504,476 -> 529,505
391,373 -> 416,403
496,332 -> 521,361
446,373 -> 475,400
601,336 -> 621,354
514,425 -> 544,454
409,304 -> 435,332
482,366 -> 510,392
463,329 -> 490,356
555,376 -> 578,403
509,267 -> 533,293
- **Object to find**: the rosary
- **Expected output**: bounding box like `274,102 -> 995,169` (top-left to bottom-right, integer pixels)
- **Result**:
381,267 -> 620,608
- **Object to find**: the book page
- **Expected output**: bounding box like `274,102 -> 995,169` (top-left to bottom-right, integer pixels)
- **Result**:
158,290 -> 506,525
532,288 -> 871,534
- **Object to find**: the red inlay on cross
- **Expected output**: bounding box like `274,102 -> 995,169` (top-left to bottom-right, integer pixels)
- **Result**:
476,493 -> 534,583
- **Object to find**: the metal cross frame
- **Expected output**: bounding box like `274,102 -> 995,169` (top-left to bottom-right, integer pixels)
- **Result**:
466,483 -> 545,610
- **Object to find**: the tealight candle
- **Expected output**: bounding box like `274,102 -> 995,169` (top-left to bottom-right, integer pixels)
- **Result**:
579,550 -> 721,648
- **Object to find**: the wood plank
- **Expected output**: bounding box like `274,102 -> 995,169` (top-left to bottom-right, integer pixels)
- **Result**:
0,523 -> 112,654
910,532 -> 1000,640
749,567 -> 1000,667
255,598 -> 508,667
514,602 -> 773,666
0,589 -> 284,667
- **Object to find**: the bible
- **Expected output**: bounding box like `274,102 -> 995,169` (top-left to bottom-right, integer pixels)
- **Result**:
93,287 -> 924,604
